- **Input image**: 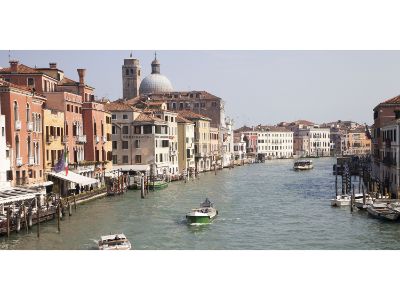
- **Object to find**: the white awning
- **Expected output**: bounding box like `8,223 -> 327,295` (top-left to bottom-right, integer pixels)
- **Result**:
0,187 -> 38,205
48,171 -> 99,186
112,165 -> 150,172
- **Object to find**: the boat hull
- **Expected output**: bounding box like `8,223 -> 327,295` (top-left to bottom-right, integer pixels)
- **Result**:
367,207 -> 400,221
149,182 -> 168,190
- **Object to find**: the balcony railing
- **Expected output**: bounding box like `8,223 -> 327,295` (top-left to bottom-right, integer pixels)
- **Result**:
75,135 -> 87,144
102,136 -> 107,143
15,120 -> 21,130
16,157 -> 23,167
28,156 -> 34,166
26,121 -> 33,132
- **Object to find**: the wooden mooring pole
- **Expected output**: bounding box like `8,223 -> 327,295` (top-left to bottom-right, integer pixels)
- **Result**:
68,201 -> 72,216
335,165 -> 338,197
141,176 -> 145,199
6,206 -> 10,238
37,206 -> 40,238
362,184 -> 366,205
351,184 -> 355,213
57,203 -> 61,233
23,205 -> 28,234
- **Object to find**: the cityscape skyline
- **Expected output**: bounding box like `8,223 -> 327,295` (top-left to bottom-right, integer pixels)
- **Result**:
2,50 -> 400,127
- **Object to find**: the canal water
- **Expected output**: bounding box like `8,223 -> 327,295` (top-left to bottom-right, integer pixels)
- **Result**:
2,157 -> 400,250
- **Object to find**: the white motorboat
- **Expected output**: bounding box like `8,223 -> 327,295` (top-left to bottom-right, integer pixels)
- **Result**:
186,198 -> 218,225
330,193 -> 367,207
293,160 -> 313,170
98,233 -> 132,250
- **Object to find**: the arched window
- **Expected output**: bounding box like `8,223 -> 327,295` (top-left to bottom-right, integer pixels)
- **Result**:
15,135 -> 20,158
14,101 -> 19,121
27,136 -> 31,158
26,104 -> 30,122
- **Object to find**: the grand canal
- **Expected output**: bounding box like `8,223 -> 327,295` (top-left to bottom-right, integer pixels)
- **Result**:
2,157 -> 400,250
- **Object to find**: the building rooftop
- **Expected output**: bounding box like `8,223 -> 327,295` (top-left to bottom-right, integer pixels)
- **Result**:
178,110 -> 211,121
104,101 -> 139,112
135,113 -> 165,123
0,79 -> 46,98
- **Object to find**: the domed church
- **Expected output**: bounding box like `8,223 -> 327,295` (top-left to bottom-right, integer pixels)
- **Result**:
122,52 -> 173,99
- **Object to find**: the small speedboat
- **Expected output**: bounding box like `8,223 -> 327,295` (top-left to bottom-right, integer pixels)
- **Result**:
330,193 -> 367,207
294,160 -> 313,170
98,233 -> 132,250
186,198 -> 218,225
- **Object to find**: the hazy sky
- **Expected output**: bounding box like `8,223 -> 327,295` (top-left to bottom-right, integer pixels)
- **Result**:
1,50 -> 399,127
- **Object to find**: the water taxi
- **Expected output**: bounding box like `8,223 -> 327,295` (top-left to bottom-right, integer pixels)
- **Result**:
186,198 -> 218,225
98,233 -> 132,250
293,160 -> 313,170
149,179 -> 168,190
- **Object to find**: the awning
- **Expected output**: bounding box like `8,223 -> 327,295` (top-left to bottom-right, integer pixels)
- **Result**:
48,171 -> 99,186
112,164 -> 150,172
0,187 -> 39,205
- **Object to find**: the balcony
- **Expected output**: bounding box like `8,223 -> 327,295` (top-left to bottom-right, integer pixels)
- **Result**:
95,136 -> 100,144
27,121 -> 33,132
16,157 -> 23,167
46,136 -> 55,144
102,136 -> 107,143
75,135 -> 87,144
15,120 -> 21,131
28,156 -> 34,166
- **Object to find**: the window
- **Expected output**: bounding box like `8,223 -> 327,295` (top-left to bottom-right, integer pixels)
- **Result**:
112,114 -> 117,120
172,102 -> 177,109
125,69 -> 129,76
27,78 -> 34,86
134,126 -> 141,134
143,125 -> 152,134
135,140 -> 140,148
212,101 -> 217,107
122,155 -> 129,164
194,102 -> 199,108
162,140 -> 169,147
112,155 -> 118,164
123,114 -> 128,120
112,141 -> 118,149
122,126 -> 129,134
201,102 -> 205,108
135,155 -> 141,163
122,141 -> 129,149
112,125 -> 116,134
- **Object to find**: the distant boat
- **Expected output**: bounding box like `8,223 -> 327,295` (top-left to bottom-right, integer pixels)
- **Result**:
294,160 -> 313,170
330,193 -> 367,207
186,198 -> 218,225
149,179 -> 168,190
98,233 -> 132,250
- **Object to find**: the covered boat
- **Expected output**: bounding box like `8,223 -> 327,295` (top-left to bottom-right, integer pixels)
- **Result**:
186,198 -> 218,225
293,160 -> 313,170
98,233 -> 132,250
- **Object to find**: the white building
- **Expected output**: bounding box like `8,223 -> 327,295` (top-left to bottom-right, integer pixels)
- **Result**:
297,126 -> 331,157
0,113 -> 11,188
256,126 -> 293,158
221,117 -> 234,167
233,133 -> 247,160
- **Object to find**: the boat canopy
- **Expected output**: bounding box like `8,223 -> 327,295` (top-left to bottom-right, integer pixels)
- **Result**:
100,233 -> 127,241
112,165 -> 150,172
48,171 -> 99,186
0,187 -> 38,205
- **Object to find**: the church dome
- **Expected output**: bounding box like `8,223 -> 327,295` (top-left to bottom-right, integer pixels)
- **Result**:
139,52 -> 173,95
139,73 -> 173,94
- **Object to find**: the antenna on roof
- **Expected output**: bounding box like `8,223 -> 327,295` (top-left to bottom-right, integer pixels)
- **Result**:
154,51 -> 157,60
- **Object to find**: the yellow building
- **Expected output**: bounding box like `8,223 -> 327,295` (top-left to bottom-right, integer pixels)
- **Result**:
43,109 -> 65,172
344,127 -> 371,155
210,126 -> 220,168
177,115 -> 195,174
179,110 -> 211,172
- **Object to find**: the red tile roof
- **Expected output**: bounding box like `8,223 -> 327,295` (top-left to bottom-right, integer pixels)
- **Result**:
0,64 -> 40,74
176,115 -> 193,123
135,113 -> 165,123
104,101 -> 139,112
178,110 -> 211,121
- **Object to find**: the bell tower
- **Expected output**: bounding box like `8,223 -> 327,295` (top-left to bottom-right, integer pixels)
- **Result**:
122,52 -> 141,99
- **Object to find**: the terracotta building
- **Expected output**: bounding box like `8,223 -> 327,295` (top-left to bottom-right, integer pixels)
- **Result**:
0,79 -> 46,187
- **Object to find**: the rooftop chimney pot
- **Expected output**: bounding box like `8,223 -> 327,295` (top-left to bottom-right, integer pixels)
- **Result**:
49,62 -> 57,69
77,68 -> 86,85
9,60 -> 19,72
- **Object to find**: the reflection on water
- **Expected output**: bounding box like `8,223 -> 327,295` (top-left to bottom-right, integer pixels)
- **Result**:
2,157 -> 400,250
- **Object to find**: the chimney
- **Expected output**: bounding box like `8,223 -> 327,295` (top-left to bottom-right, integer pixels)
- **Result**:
9,60 -> 19,72
49,62 -> 57,69
77,69 -> 86,85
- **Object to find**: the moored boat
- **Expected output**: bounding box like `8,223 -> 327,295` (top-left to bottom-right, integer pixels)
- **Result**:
294,160 -> 313,170
149,179 -> 168,190
186,198 -> 218,225
98,233 -> 132,250
331,193 -> 367,207
367,204 -> 400,221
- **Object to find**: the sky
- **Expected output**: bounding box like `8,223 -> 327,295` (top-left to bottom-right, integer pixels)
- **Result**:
1,50 -> 400,127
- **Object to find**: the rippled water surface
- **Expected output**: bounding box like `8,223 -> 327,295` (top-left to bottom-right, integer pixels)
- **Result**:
2,157 -> 400,250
